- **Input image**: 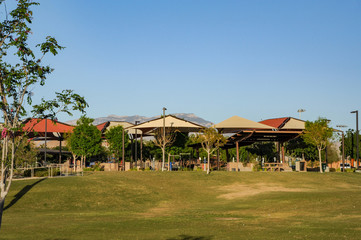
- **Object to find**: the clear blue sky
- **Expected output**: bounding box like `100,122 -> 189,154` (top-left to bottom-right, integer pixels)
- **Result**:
4,0 -> 361,129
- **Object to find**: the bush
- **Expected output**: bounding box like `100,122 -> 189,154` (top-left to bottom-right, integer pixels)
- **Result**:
329,168 -> 336,172
253,163 -> 262,172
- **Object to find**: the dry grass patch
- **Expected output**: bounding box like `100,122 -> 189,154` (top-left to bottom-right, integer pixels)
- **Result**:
217,183 -> 312,200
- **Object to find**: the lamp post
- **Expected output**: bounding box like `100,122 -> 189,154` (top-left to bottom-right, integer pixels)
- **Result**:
297,109 -> 306,119
162,107 -> 167,171
351,110 -> 359,169
336,125 -> 347,172
134,120 -> 140,168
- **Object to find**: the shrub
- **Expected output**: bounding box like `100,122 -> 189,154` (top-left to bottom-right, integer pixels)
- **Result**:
253,163 -> 262,172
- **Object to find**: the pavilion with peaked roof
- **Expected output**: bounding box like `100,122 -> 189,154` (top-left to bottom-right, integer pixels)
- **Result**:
22,118 -> 112,164
259,117 -> 305,131
127,115 -> 204,170
213,115 -> 274,133
23,118 -> 74,140
212,116 -> 305,169
129,115 -> 204,134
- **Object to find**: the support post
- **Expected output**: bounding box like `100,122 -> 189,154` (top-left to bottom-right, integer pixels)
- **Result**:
236,141 -> 239,171
342,131 -> 345,172
122,129 -> 125,171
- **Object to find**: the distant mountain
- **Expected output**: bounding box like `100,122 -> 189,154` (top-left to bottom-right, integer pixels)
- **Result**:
67,113 -> 213,127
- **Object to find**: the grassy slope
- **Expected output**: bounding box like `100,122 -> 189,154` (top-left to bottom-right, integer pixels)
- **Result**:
1,171 -> 361,240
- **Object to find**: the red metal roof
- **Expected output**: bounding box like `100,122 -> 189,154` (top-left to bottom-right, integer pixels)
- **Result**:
23,118 -> 74,133
259,117 -> 289,129
96,122 -> 110,133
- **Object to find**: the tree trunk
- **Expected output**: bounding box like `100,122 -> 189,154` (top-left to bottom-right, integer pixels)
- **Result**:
73,154 -> 76,172
162,147 -> 165,171
168,154 -> 171,171
0,197 -> 5,230
318,148 -> 323,173
207,152 -> 210,174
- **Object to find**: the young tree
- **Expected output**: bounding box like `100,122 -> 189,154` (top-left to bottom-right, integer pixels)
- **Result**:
0,0 -> 87,228
153,127 -> 177,171
68,116 -> 102,168
196,127 -> 226,174
105,125 -> 129,169
302,118 -> 333,173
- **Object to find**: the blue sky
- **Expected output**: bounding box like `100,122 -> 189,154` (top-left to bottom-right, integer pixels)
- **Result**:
3,0 -> 361,129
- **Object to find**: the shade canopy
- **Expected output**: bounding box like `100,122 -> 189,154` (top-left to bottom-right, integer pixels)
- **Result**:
128,115 -> 204,134
260,117 -> 305,130
223,129 -> 303,149
22,118 -> 110,140
22,118 -> 73,140
213,115 -> 274,133
104,121 -> 152,138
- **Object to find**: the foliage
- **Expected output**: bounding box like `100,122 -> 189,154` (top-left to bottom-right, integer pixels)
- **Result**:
326,143 -> 340,164
302,118 -> 333,173
105,125 -> 129,161
153,126 -> 178,170
285,137 -> 318,161
195,127 -> 226,174
68,116 -> 102,167
13,137 -> 37,167
246,142 -> 277,162
341,129 -> 361,160
84,162 -> 104,172
0,0 -> 87,228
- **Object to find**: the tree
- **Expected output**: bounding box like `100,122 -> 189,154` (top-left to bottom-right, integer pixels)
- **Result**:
105,125 -> 129,168
341,129 -> 361,160
68,116 -> 102,168
153,127 -> 177,171
13,137 -> 37,167
246,142 -> 277,162
0,0 -> 87,228
195,127 -> 226,174
302,118 -> 333,173
285,137 -> 318,161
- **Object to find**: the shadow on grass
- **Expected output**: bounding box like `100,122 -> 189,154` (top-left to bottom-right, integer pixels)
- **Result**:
167,235 -> 213,240
4,178 -> 46,211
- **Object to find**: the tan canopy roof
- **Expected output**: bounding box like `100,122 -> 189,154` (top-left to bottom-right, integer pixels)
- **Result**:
104,121 -> 153,137
213,115 -> 274,133
281,118 -> 305,130
260,117 -> 305,130
128,115 -> 204,134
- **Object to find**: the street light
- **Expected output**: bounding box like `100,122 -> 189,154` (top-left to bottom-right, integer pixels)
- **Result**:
351,110 -> 359,169
134,120 -> 140,168
162,107 -> 167,171
297,109 -> 306,119
336,125 -> 347,172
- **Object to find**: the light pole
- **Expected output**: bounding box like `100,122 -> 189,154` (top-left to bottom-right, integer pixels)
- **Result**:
297,109 -> 306,119
351,110 -> 359,169
162,107 -> 167,171
134,120 -> 140,168
336,125 -> 347,172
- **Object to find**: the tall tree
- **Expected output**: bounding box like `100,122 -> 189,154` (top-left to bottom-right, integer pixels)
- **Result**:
0,0 -> 87,229
302,118 -> 333,173
105,125 -> 129,168
69,116 -> 102,168
341,129 -> 361,160
153,127 -> 177,171
196,127 -> 226,174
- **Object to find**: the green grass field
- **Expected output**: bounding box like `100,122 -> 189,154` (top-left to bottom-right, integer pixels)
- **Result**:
1,171 -> 361,240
